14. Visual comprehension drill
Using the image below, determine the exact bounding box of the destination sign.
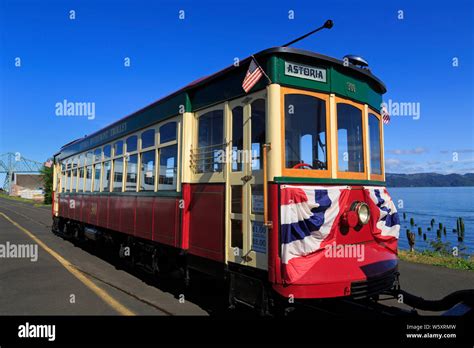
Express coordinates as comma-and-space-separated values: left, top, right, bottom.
284, 61, 327, 83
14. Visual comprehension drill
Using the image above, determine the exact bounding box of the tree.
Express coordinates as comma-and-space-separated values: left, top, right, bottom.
40, 162, 53, 204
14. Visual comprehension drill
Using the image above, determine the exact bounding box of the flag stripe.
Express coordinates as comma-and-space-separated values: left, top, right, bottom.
243, 71, 261, 87
280, 187, 308, 205
280, 185, 348, 264
242, 71, 262, 90
242, 58, 264, 92
381, 105, 390, 124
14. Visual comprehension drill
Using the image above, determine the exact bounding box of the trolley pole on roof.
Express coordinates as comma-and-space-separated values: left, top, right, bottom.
282, 19, 334, 47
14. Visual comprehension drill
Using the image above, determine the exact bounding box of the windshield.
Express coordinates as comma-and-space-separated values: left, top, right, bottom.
368, 113, 382, 175
337, 103, 364, 173
284, 94, 327, 170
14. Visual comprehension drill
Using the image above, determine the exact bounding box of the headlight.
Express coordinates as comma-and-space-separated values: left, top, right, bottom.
351, 201, 370, 225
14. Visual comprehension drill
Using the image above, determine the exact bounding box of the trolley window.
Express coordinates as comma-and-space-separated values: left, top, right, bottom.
71, 169, 77, 192
79, 154, 85, 167
284, 94, 327, 169
251, 99, 266, 171
114, 141, 124, 157
125, 154, 138, 191
78, 167, 84, 192
94, 148, 102, 162
112, 159, 123, 192
102, 161, 111, 192
86, 152, 93, 165
103, 145, 111, 159
231, 106, 244, 172
126, 136, 138, 153
159, 145, 177, 190
65, 171, 70, 192
160, 122, 177, 144
196, 110, 224, 173
141, 129, 155, 149
337, 103, 364, 173
368, 113, 382, 175
85, 165, 93, 191
93, 163, 101, 192
61, 171, 66, 192
140, 150, 155, 191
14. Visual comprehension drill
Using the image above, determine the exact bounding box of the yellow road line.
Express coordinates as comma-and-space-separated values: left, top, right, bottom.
0, 212, 135, 316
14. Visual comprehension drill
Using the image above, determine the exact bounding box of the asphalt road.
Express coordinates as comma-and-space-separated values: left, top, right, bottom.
0, 196, 473, 316
0, 197, 209, 316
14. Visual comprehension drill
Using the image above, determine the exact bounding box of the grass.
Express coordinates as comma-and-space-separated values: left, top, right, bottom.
0, 193, 50, 207
399, 250, 474, 271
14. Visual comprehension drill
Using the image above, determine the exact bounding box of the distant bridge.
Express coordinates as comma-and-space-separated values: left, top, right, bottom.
0, 152, 44, 193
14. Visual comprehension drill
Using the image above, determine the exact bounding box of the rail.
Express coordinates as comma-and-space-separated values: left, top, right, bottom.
190, 142, 228, 174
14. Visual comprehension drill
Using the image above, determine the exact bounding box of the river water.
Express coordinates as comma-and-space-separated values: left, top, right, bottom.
388, 187, 474, 256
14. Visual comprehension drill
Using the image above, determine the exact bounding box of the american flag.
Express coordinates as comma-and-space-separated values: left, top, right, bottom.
44, 160, 53, 168
242, 58, 264, 93
381, 104, 390, 124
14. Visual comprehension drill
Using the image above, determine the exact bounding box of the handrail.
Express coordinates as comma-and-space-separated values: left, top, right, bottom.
190, 142, 228, 174
262, 143, 272, 228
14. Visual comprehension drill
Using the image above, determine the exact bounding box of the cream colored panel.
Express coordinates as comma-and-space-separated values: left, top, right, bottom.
181, 112, 194, 183
266, 84, 282, 180
329, 94, 337, 178
363, 104, 371, 180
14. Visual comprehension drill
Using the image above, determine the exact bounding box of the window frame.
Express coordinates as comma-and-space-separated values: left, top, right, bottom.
140, 128, 156, 152
92, 147, 103, 192
139, 149, 156, 192
156, 119, 180, 191
192, 103, 226, 182
93, 162, 102, 192
102, 160, 112, 192
124, 153, 139, 192
85, 165, 93, 192
249, 98, 267, 172
60, 170, 66, 193
155, 118, 179, 147
57, 116, 182, 195
77, 166, 85, 192
124, 134, 139, 192
334, 97, 368, 180
112, 139, 125, 192
103, 144, 111, 160
367, 107, 384, 181
280, 87, 332, 178
73, 157, 80, 192
66, 159, 73, 192
230, 104, 245, 173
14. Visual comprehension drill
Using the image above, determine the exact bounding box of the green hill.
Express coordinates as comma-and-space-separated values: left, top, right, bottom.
386, 173, 474, 187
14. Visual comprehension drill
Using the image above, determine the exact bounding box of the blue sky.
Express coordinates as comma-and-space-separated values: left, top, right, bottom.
0, 0, 473, 174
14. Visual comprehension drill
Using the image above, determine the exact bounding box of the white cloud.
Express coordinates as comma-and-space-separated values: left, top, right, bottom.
387, 147, 427, 155
385, 157, 474, 174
